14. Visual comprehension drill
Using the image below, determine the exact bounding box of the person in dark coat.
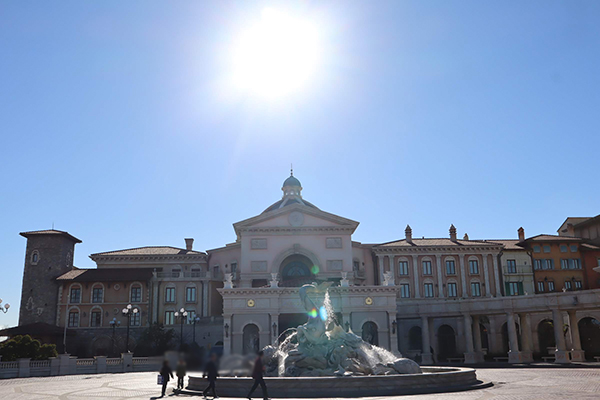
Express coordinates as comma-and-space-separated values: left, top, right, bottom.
247, 351, 268, 400
160, 360, 174, 397
203, 353, 219, 398
176, 359, 187, 390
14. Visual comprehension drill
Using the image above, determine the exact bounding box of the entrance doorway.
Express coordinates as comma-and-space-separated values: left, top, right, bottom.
437, 324, 457, 361
537, 319, 556, 356
280, 254, 316, 287
578, 317, 600, 360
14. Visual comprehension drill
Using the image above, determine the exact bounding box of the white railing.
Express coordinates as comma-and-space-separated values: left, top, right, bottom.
106, 358, 122, 366
30, 360, 50, 368
0, 362, 18, 369
76, 358, 96, 366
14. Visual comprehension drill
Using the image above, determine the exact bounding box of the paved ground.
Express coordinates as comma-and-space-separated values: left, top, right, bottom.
0, 367, 599, 400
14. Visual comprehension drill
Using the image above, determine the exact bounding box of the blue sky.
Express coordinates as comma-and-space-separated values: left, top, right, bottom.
1, 1, 599, 328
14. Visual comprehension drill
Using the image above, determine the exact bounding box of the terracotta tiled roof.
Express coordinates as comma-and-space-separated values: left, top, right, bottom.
581, 243, 600, 250
574, 214, 600, 228
376, 238, 499, 248
521, 234, 583, 243
487, 240, 526, 250
91, 246, 205, 257
57, 267, 154, 281
20, 229, 82, 243
0, 322, 75, 337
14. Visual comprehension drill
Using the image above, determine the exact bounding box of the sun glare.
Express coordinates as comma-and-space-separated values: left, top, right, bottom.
232, 8, 319, 98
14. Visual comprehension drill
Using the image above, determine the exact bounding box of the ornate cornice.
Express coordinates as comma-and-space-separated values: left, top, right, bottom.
373, 246, 503, 254
218, 285, 397, 296
238, 226, 355, 235
91, 254, 208, 263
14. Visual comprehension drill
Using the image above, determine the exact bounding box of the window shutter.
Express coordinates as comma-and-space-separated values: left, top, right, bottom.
517, 282, 524, 295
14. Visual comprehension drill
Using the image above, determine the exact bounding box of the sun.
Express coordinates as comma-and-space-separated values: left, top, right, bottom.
232, 8, 319, 98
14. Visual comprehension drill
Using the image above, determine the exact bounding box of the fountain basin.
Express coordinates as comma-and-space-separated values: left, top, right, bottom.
187, 367, 489, 397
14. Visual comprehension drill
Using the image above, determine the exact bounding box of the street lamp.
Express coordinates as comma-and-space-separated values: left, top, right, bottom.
109, 317, 121, 356
0, 299, 9, 314
174, 308, 188, 349
122, 304, 138, 353
192, 316, 201, 344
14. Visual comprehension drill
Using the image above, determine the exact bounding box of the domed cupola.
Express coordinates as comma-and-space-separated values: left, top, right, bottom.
282, 168, 302, 198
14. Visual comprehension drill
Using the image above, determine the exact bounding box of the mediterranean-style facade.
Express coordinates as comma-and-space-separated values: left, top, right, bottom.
6, 173, 600, 363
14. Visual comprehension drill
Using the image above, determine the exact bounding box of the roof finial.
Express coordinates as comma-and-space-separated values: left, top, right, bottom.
290, 163, 293, 176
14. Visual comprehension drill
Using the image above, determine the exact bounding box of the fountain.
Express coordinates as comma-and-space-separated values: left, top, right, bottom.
187, 283, 489, 396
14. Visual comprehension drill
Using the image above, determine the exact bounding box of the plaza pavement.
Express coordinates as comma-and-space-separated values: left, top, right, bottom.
0, 367, 599, 400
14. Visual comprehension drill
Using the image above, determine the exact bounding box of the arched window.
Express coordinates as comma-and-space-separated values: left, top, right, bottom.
31, 250, 39, 264
90, 307, 103, 327
68, 310, 80, 327
130, 284, 142, 302
91, 284, 104, 303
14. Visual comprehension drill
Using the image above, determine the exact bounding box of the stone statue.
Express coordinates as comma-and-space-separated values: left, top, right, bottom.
224, 273, 233, 289
340, 271, 350, 287
270, 272, 279, 288
383, 271, 394, 286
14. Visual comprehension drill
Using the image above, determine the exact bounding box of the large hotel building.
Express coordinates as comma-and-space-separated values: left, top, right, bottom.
4, 173, 600, 364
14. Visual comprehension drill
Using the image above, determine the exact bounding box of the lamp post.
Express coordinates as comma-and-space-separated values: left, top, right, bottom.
192, 316, 201, 344
109, 317, 121, 356
121, 304, 138, 353
0, 299, 9, 314
174, 308, 188, 349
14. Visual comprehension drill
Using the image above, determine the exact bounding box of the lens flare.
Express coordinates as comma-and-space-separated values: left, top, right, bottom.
319, 306, 328, 321
311, 265, 319, 275
308, 308, 318, 318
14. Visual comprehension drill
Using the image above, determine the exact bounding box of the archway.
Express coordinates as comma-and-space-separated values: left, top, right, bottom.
362, 321, 379, 346
242, 324, 260, 355
280, 254, 316, 287
501, 322, 521, 354
537, 319, 556, 356
578, 317, 600, 360
408, 326, 422, 351
437, 325, 456, 361
479, 323, 489, 352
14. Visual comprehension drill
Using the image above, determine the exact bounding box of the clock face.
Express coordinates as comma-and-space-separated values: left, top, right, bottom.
288, 211, 305, 227
247, 299, 255, 308
365, 297, 373, 305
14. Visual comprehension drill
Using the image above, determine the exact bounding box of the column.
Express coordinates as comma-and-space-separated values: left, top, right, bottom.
421, 316, 433, 364
412, 255, 420, 298
552, 309, 570, 363
463, 314, 478, 364
435, 255, 444, 298
482, 255, 491, 297
459, 254, 467, 297
223, 316, 232, 356
518, 313, 534, 363
202, 281, 209, 317
568, 310, 585, 361
507, 313, 523, 363
472, 316, 486, 363
492, 255, 502, 296
388, 255, 396, 284
17, 358, 30, 378
270, 313, 280, 346
378, 255, 384, 286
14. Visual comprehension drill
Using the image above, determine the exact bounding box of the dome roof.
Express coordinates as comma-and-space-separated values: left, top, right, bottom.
283, 175, 301, 187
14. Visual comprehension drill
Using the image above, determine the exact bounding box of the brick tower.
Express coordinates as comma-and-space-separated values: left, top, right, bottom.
18, 230, 82, 326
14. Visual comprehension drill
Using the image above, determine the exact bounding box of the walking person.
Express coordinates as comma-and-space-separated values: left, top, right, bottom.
203, 353, 219, 399
247, 351, 268, 400
159, 360, 174, 397
176, 359, 187, 391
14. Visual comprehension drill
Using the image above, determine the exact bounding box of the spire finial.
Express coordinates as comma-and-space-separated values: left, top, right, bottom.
290, 163, 293, 176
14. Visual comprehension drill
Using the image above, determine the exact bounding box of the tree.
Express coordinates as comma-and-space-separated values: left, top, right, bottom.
134, 323, 175, 356
0, 335, 58, 361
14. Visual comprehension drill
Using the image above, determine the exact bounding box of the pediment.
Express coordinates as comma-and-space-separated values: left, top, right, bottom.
233, 203, 359, 234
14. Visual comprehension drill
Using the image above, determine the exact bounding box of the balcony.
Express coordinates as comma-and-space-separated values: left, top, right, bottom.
502, 265, 533, 276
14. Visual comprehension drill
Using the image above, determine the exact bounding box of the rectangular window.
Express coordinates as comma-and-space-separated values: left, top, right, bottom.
423, 283, 434, 298
186, 287, 197, 303
191, 268, 202, 278
597, 258, 600, 268
446, 260, 456, 275
541, 259, 554, 270
570, 245, 578, 252
92, 287, 103, 303
575, 281, 582, 290
560, 245, 568, 253
131, 287, 142, 302
568, 259, 581, 269
533, 245, 541, 253
251, 238, 268, 249
507, 282, 520, 296
164, 311, 175, 325
165, 287, 176, 303
543, 245, 551, 253
537, 281, 545, 292
564, 281, 572, 291
187, 310, 197, 324
422, 261, 432, 275
131, 312, 141, 326
69, 287, 81, 303
400, 284, 410, 298
447, 282, 458, 297
548, 281, 555, 291
534, 259, 542, 270
561, 259, 568, 270
471, 282, 481, 297
398, 261, 409, 276
469, 260, 479, 274
68, 311, 79, 327
172, 269, 181, 278
507, 260, 517, 274
90, 311, 101, 327
353, 261, 360, 272
325, 237, 343, 249
231, 263, 238, 274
